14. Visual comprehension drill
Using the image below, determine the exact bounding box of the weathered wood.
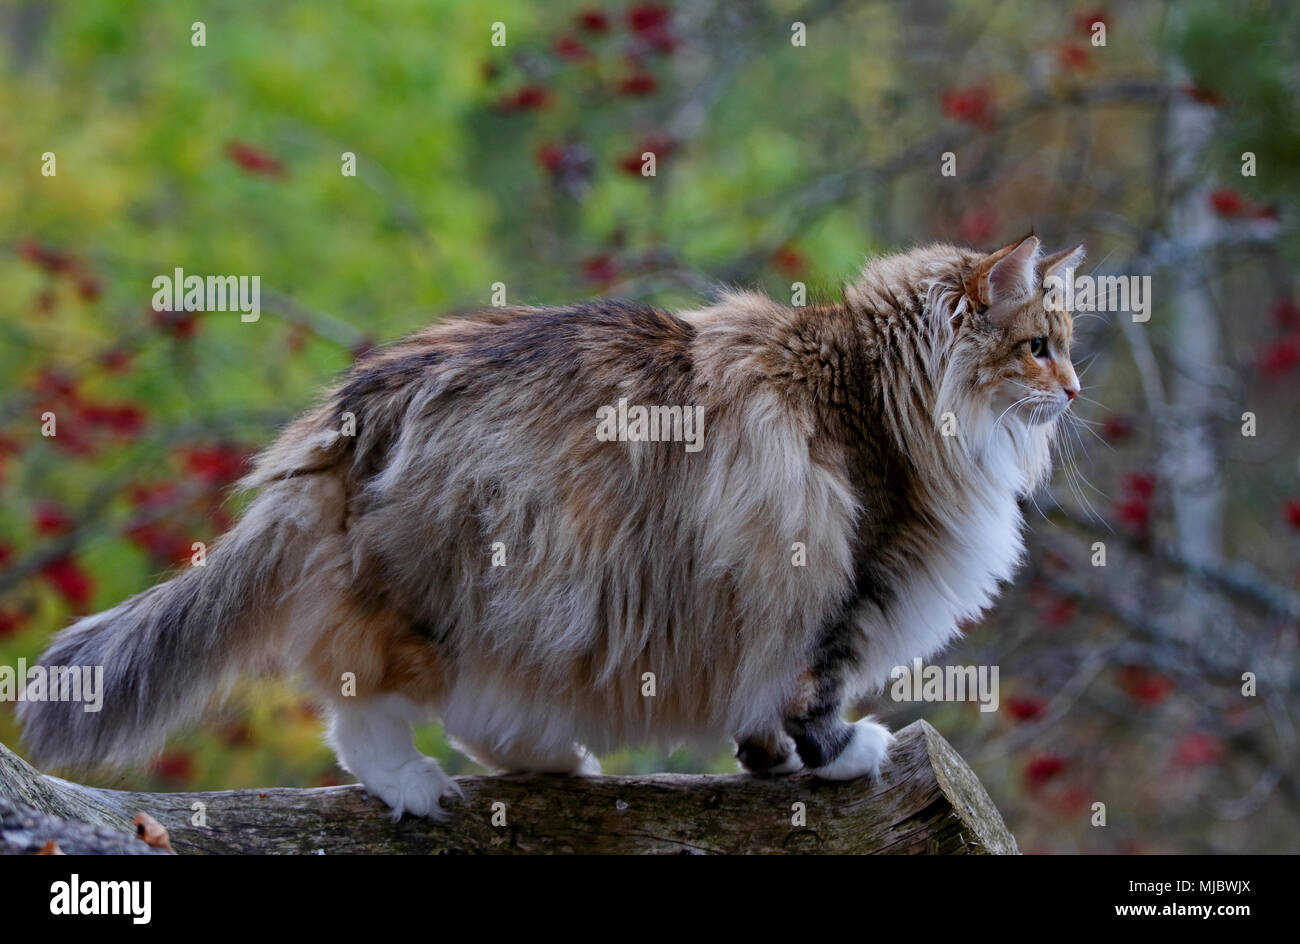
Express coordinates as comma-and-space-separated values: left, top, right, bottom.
0, 720, 1017, 854
0, 797, 169, 855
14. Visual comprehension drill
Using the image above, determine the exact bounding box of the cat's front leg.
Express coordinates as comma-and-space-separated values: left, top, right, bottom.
783, 670, 896, 781
793, 714, 895, 780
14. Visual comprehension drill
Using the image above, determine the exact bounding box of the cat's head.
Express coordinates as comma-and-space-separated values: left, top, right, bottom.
953, 235, 1083, 426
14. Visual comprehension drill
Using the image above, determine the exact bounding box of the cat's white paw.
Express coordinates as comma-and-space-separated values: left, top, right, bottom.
363, 755, 462, 821
811, 718, 895, 781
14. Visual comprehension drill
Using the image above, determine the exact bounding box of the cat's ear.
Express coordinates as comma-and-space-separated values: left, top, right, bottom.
1038, 243, 1086, 284
964, 235, 1040, 310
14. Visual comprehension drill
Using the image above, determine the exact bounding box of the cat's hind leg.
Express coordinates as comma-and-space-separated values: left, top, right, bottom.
735, 728, 804, 775
327, 693, 462, 819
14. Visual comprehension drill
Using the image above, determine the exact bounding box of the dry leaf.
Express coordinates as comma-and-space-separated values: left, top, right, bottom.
133, 812, 174, 853
38, 840, 65, 855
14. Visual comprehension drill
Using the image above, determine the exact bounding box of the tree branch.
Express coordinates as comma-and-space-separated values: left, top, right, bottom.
0, 720, 1017, 854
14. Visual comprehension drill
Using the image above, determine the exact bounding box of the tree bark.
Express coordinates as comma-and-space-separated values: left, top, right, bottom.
0, 719, 1017, 854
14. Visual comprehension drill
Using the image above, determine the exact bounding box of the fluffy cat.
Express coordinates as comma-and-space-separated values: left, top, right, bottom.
19, 235, 1083, 818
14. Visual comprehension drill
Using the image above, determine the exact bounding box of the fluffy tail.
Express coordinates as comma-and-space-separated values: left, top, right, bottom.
18, 459, 342, 770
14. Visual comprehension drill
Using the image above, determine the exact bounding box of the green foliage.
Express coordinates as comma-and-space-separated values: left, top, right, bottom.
1166, 1, 1300, 215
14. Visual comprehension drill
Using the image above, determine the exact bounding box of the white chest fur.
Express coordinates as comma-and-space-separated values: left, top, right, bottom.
849, 481, 1026, 696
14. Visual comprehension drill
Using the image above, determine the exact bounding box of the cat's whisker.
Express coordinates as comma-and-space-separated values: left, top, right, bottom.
1075, 394, 1107, 410
1074, 355, 1103, 381
1065, 439, 1096, 517
1052, 423, 1093, 520
1059, 414, 1110, 517
1067, 412, 1112, 449
1020, 402, 1055, 522
988, 394, 1036, 446
1068, 413, 1102, 427
1062, 452, 1090, 518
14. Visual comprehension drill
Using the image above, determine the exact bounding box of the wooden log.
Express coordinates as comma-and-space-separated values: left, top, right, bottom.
0, 719, 1017, 854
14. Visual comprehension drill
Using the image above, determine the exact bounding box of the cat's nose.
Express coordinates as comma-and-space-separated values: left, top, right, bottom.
1064, 386, 1079, 401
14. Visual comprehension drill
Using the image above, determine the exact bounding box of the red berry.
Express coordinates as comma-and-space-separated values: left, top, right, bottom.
0, 609, 26, 638
1024, 754, 1066, 787
498, 85, 551, 112
150, 751, 194, 783
616, 133, 676, 176
1259, 336, 1300, 377
1119, 666, 1175, 704
1123, 470, 1156, 499
34, 502, 74, 537
1209, 188, 1248, 217
1116, 497, 1150, 532
80, 402, 146, 438
1074, 9, 1108, 34
1181, 84, 1224, 107
1005, 696, 1046, 721
39, 555, 94, 609
618, 71, 658, 96
127, 481, 182, 509
18, 240, 76, 275
577, 9, 610, 33
958, 208, 997, 244
627, 3, 670, 33
535, 143, 567, 173
99, 348, 134, 373
642, 27, 679, 54
1057, 42, 1090, 71
225, 141, 287, 177
581, 255, 619, 286
1173, 732, 1222, 767
941, 86, 995, 129
1283, 499, 1300, 530
1043, 597, 1076, 628
771, 246, 806, 277
1101, 412, 1134, 442
152, 306, 201, 339
33, 368, 78, 400
180, 444, 249, 486
73, 272, 102, 301
553, 35, 591, 61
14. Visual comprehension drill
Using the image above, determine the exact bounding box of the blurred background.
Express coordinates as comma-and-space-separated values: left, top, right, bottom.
1, 0, 1297, 853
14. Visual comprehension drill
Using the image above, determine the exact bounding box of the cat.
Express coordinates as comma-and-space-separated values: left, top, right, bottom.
18, 234, 1083, 819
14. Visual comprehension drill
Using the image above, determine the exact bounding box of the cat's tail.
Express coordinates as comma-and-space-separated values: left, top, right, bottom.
18, 436, 347, 771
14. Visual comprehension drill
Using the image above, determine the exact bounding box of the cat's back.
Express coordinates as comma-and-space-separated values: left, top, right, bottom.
332, 301, 696, 426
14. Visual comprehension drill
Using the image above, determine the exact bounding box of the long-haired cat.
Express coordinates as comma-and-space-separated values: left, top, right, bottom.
19, 235, 1083, 818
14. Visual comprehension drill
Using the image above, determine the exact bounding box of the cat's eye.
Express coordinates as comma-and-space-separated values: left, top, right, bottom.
1028, 337, 1049, 358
